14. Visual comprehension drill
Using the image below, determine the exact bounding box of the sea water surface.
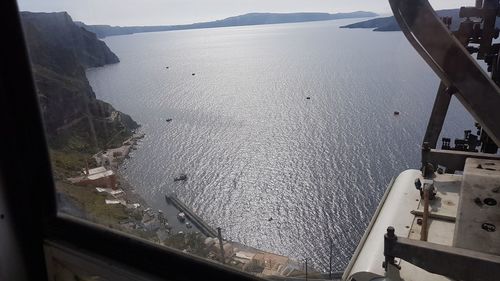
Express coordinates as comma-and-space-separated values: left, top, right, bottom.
86, 18, 472, 271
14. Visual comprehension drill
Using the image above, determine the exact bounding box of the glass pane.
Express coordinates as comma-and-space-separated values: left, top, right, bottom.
45, 243, 156, 281
17, 0, 485, 280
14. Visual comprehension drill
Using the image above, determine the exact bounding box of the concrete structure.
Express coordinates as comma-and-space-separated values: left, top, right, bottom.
68, 166, 117, 189
93, 133, 145, 169
165, 194, 218, 237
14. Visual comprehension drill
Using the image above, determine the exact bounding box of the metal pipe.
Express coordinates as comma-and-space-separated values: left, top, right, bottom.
305, 258, 308, 281
328, 238, 332, 279
410, 210, 456, 222
420, 188, 430, 241
217, 227, 225, 264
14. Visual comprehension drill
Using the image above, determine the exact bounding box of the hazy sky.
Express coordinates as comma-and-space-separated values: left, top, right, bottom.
17, 0, 474, 26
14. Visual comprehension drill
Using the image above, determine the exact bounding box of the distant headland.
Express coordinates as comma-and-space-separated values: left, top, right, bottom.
340, 9, 500, 32
74, 11, 378, 38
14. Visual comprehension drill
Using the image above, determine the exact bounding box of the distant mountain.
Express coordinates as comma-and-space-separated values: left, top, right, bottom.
341, 9, 461, 31
76, 11, 378, 38
20, 12, 138, 155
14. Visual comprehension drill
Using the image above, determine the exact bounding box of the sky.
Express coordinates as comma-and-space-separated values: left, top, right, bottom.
17, 0, 474, 26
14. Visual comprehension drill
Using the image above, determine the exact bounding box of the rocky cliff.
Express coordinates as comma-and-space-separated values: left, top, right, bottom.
20, 12, 138, 154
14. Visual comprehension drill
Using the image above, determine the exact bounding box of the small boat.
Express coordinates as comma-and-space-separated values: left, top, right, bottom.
394, 111, 400, 115
306, 97, 311, 100
192, 73, 196, 76
185, 222, 192, 228
166, 118, 173, 122
166, 66, 169, 69
177, 212, 186, 222
174, 173, 188, 182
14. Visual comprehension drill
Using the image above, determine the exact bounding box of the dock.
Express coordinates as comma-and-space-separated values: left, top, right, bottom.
165, 194, 218, 237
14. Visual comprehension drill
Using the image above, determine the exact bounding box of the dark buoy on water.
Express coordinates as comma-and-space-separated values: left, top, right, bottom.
174, 173, 188, 182
394, 111, 400, 116
166, 66, 169, 69
306, 97, 311, 100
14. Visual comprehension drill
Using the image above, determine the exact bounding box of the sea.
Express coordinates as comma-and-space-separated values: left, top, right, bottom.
86, 18, 472, 271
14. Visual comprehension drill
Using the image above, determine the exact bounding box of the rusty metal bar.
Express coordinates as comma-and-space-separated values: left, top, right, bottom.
410, 210, 456, 223
217, 227, 225, 264
420, 189, 429, 241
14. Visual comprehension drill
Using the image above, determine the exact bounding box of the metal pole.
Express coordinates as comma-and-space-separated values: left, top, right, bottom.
421, 188, 430, 241
329, 238, 333, 279
217, 227, 225, 264
305, 258, 308, 281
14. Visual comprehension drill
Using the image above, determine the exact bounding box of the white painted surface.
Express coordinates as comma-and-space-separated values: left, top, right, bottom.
345, 170, 464, 281
88, 170, 114, 180
346, 169, 421, 281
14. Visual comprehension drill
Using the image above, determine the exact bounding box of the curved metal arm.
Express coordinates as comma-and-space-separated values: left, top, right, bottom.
389, 0, 500, 146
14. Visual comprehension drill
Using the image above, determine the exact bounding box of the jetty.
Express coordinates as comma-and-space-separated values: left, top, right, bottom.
165, 194, 218, 237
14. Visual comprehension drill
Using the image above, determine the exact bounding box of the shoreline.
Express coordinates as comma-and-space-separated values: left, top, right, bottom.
82, 130, 324, 278
94, 131, 151, 211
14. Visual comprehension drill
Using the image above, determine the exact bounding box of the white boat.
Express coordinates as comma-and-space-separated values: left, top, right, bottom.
177, 212, 186, 222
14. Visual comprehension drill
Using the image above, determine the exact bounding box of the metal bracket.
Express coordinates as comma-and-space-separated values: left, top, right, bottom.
422, 148, 500, 172
383, 227, 500, 281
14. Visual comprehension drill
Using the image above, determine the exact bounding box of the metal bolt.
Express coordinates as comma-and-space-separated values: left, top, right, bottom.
482, 223, 496, 232
387, 226, 395, 238
422, 163, 435, 179
484, 198, 498, 206
383, 226, 399, 271
422, 142, 431, 152
414, 178, 422, 190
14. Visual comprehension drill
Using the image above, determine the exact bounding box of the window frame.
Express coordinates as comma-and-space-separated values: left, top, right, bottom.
0, 1, 267, 280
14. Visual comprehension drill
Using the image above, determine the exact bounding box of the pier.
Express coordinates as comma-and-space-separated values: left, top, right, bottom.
165, 194, 218, 237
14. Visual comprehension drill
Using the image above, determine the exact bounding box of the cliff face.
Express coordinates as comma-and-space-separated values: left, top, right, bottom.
20, 12, 138, 152
22, 12, 119, 68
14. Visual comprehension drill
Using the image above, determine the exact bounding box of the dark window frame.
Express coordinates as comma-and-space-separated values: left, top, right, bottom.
0, 1, 266, 280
